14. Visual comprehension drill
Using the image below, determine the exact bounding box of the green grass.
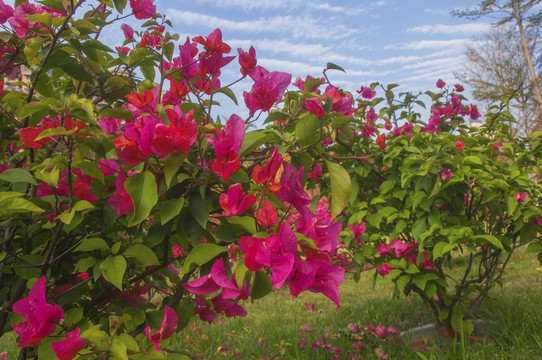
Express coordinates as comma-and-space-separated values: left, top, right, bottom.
168, 249, 542, 360
1, 250, 541, 359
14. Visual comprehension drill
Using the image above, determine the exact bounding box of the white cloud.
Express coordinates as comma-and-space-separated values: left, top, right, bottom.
192, 0, 301, 11
408, 23, 491, 35
387, 39, 469, 50
166, 10, 360, 40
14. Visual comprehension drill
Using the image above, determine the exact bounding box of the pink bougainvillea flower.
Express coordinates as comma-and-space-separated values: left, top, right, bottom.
288, 259, 345, 307
107, 168, 135, 217
240, 224, 298, 288
116, 46, 130, 55
252, 146, 283, 185
152, 107, 197, 156
366, 107, 378, 123
144, 306, 178, 351
194, 28, 231, 54
120, 23, 134, 40
277, 163, 312, 210
219, 183, 257, 218
323, 85, 354, 116
358, 86, 376, 99
376, 263, 393, 276
0, 0, 14, 24
12, 276, 64, 348
454, 84, 464, 92
436, 79, 446, 89
51, 328, 86, 360
296, 206, 341, 252
308, 163, 322, 182
129, 0, 156, 19
348, 222, 366, 244
377, 243, 392, 256
469, 104, 481, 120
420, 251, 435, 270
535, 216, 542, 226
305, 97, 325, 118
243, 66, 291, 116
182, 258, 241, 299
438, 168, 453, 182
456, 140, 465, 150
513, 192, 527, 203
238, 46, 257, 76
208, 114, 245, 182
256, 200, 278, 227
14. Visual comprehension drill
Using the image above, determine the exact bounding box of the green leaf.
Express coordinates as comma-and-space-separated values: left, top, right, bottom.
251, 271, 273, 300
59, 63, 94, 83
227, 216, 257, 234
123, 244, 159, 266
239, 131, 273, 158
217, 87, 238, 105
396, 275, 410, 293
160, 198, 184, 225
325, 160, 351, 219
19, 103, 50, 119
188, 191, 212, 229
181, 243, 228, 274
75, 238, 109, 252
112, 0, 127, 13
63, 308, 84, 326
507, 196, 518, 215
24, 37, 45, 63
526, 241, 542, 253
164, 153, 187, 189
117, 333, 139, 352
326, 62, 346, 73
295, 114, 320, 146
98, 107, 135, 121
58, 200, 94, 224
412, 218, 427, 242
0, 168, 37, 185
235, 261, 249, 289
0, 198, 43, 217
472, 235, 504, 250
100, 255, 127, 290
125, 171, 158, 226
111, 338, 129, 360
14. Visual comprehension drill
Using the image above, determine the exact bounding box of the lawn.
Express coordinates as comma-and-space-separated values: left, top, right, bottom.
168, 248, 542, 360
1, 249, 540, 359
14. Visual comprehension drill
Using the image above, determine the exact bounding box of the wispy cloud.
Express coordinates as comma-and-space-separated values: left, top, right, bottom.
408, 23, 491, 35
166, 10, 360, 40
192, 0, 301, 11
386, 39, 468, 50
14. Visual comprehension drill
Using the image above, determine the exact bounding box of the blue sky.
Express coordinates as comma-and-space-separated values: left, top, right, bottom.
152, 0, 490, 95
6, 0, 493, 119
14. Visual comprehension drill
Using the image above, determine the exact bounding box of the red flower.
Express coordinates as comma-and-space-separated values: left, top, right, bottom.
256, 201, 278, 227
305, 97, 325, 118
238, 46, 257, 76
377, 263, 393, 276
252, 147, 283, 185
455, 140, 464, 150
219, 183, 257, 218
193, 28, 231, 54
376, 133, 386, 150
436, 79, 446, 89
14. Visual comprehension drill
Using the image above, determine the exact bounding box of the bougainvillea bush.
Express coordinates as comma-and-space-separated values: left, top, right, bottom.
317, 81, 542, 334
0, 1, 353, 358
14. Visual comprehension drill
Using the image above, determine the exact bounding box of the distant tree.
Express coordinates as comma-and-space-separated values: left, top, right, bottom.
455, 26, 541, 136
452, 0, 542, 132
